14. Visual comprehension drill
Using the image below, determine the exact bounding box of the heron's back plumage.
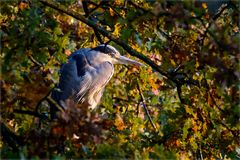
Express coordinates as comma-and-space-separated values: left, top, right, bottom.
51, 48, 114, 110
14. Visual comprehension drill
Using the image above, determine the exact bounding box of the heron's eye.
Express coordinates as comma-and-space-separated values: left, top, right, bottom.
109, 52, 116, 57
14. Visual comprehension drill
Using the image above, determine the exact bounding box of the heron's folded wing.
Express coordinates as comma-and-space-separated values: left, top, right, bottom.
88, 61, 114, 96
55, 52, 92, 104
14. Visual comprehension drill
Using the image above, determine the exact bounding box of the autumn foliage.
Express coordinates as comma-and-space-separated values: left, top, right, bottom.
1, 0, 239, 159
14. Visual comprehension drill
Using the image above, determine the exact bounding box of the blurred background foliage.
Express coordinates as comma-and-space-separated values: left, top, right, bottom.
0, 0, 239, 159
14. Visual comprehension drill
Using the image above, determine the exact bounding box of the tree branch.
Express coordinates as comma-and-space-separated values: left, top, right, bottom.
39, 0, 169, 79
87, 1, 105, 16
214, 119, 239, 139
28, 54, 43, 67
82, 0, 103, 43
199, 3, 232, 48
176, 84, 184, 104
39, 0, 201, 90
0, 122, 24, 151
13, 109, 44, 118
212, 3, 229, 21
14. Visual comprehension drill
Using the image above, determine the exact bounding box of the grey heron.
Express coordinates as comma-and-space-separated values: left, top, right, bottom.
50, 44, 143, 114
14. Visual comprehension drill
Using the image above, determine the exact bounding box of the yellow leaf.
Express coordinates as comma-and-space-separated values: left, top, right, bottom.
193, 74, 198, 80
114, 0, 122, 5
170, 59, 176, 65
202, 3, 207, 9
113, 23, 121, 37
185, 106, 194, 115
189, 137, 198, 150
203, 122, 207, 133
109, 8, 115, 16
195, 59, 200, 68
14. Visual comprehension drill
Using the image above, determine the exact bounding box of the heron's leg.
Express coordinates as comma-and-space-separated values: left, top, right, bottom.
93, 89, 104, 109
87, 96, 98, 110
87, 89, 104, 110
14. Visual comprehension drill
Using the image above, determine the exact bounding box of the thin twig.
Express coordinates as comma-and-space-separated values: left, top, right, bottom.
28, 54, 43, 67
0, 121, 23, 150
128, 0, 147, 14
176, 84, 184, 104
199, 144, 204, 160
137, 81, 157, 132
107, 5, 122, 17
13, 109, 45, 118
203, 77, 229, 114
212, 3, 229, 20
136, 101, 140, 116
214, 119, 239, 138
82, 0, 103, 43
35, 88, 53, 112
87, 1, 105, 16
200, 3, 230, 47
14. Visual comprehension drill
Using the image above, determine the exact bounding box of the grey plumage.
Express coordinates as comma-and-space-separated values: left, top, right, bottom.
51, 44, 143, 111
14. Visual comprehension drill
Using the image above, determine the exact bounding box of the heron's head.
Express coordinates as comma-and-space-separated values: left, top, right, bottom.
94, 44, 144, 66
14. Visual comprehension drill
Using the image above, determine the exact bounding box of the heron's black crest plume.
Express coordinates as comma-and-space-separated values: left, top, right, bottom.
92, 44, 118, 54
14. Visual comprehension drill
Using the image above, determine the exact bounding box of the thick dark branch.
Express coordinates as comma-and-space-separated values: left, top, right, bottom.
39, 1, 202, 107
39, 0, 169, 79
82, 0, 103, 43
82, 0, 89, 16
93, 29, 104, 44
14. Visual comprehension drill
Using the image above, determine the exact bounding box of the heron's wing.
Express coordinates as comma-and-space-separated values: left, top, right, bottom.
52, 49, 92, 105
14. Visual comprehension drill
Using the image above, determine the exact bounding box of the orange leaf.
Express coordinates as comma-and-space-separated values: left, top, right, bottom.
109, 8, 115, 16
19, 2, 28, 10
65, 49, 72, 56
114, 113, 125, 131
207, 93, 214, 107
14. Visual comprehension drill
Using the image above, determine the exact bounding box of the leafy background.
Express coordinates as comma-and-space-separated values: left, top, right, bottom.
0, 0, 239, 159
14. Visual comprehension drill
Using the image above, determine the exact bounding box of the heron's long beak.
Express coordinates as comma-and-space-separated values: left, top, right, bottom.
118, 56, 144, 66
